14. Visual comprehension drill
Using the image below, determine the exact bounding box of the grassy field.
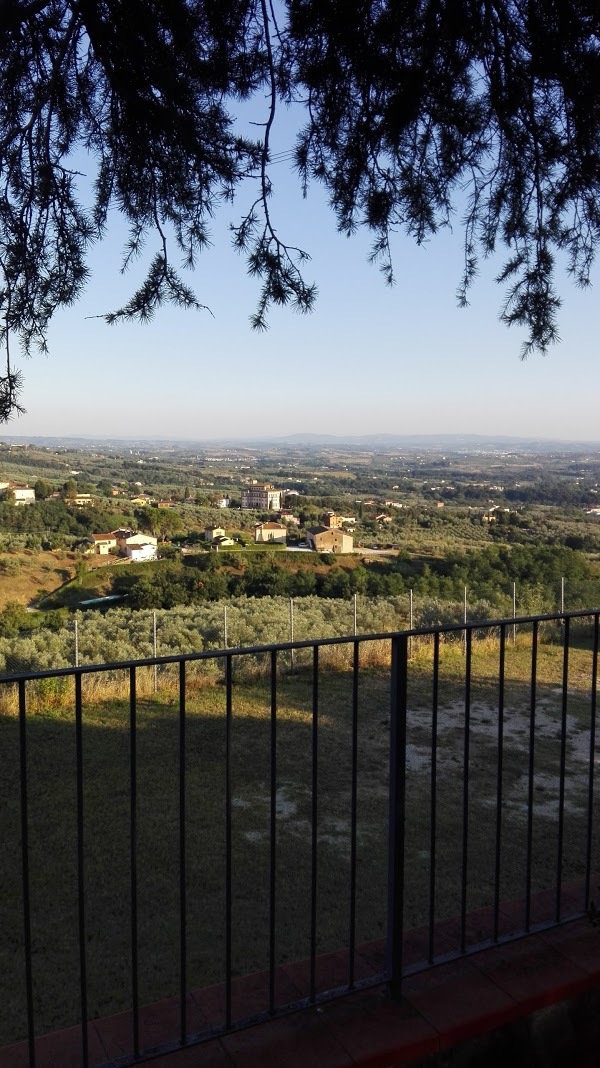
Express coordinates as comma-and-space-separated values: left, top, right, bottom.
0, 634, 598, 1047
0, 550, 80, 611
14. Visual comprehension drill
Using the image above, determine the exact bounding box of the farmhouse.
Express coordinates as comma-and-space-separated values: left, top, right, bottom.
126, 542, 158, 562
90, 534, 117, 555
130, 493, 155, 506
12, 485, 36, 505
123, 533, 158, 550
204, 526, 225, 542
254, 522, 287, 544
0, 482, 36, 504
306, 526, 353, 553
323, 511, 343, 528
109, 530, 158, 556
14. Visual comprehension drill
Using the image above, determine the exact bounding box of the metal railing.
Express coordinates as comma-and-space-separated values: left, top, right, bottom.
1, 608, 598, 1066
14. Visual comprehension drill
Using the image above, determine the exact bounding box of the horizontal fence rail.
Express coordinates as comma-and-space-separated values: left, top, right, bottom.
0, 608, 598, 1067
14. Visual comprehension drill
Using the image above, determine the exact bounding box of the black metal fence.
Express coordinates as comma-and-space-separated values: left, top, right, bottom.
1, 608, 598, 1066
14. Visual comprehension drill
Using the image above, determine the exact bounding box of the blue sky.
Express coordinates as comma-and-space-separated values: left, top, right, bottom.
7, 98, 600, 442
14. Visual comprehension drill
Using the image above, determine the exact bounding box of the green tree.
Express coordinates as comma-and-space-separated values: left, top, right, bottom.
74, 556, 88, 584
140, 507, 184, 539
33, 478, 52, 500
2, 3, 600, 418
0, 601, 30, 638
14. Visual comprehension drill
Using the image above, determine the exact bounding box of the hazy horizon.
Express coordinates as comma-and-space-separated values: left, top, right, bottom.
3, 430, 600, 449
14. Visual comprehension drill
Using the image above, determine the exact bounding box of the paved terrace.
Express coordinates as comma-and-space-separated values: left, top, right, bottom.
3, 881, 600, 1068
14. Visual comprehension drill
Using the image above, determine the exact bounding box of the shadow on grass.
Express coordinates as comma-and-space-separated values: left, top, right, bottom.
0, 652, 597, 1049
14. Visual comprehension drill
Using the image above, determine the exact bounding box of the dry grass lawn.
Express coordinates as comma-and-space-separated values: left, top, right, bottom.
0, 634, 597, 1048
0, 550, 78, 610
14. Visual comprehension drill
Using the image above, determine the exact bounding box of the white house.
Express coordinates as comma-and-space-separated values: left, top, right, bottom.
11, 486, 36, 505
126, 542, 158, 562
124, 533, 158, 549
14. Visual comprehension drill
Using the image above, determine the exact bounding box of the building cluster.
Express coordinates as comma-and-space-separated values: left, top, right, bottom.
87, 529, 158, 562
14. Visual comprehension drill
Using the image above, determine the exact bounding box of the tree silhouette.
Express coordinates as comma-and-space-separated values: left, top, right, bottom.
1, 1, 599, 418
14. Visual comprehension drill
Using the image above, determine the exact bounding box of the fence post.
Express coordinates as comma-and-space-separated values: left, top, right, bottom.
223, 606, 228, 649
387, 634, 408, 1000
409, 589, 413, 660
74, 618, 79, 668
463, 586, 467, 656
353, 592, 357, 637
289, 597, 294, 673
512, 582, 516, 646
153, 611, 158, 693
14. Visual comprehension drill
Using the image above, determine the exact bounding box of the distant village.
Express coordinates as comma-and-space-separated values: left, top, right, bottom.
2, 463, 599, 571
0, 478, 359, 556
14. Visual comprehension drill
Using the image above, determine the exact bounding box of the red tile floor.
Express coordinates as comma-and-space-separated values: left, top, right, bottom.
3, 882, 600, 1068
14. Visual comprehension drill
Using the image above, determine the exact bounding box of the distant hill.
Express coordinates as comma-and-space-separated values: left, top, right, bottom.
3, 432, 600, 452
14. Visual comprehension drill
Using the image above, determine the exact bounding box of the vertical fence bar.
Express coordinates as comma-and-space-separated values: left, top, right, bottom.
428, 631, 440, 964
269, 649, 277, 1014
18, 678, 35, 1068
225, 654, 233, 1027
348, 641, 359, 988
460, 629, 472, 954
223, 606, 228, 650
525, 621, 538, 931
129, 665, 139, 1058
75, 673, 89, 1067
463, 587, 467, 656
408, 590, 414, 659
556, 617, 570, 923
585, 614, 599, 911
310, 645, 319, 1002
289, 598, 294, 673
493, 625, 505, 942
353, 593, 358, 637
512, 583, 516, 646
74, 618, 79, 668
153, 612, 158, 693
387, 634, 408, 1000
179, 661, 187, 1045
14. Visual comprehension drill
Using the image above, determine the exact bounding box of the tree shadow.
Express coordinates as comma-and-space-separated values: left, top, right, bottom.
0, 661, 597, 1052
